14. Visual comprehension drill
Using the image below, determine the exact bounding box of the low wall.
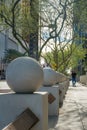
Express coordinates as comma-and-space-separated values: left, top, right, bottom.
80, 75, 87, 85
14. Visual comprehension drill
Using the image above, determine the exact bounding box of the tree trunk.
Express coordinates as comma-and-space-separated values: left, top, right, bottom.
29, 0, 39, 60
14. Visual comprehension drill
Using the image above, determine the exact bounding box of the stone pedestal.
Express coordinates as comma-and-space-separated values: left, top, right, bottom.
64, 80, 70, 92
59, 82, 67, 98
58, 83, 64, 106
56, 80, 69, 107
0, 92, 48, 130
38, 85, 59, 116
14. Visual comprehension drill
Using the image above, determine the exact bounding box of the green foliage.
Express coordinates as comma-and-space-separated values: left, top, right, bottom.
3, 49, 25, 63
43, 43, 86, 73
68, 44, 86, 68
0, 0, 39, 54
0, 0, 86, 63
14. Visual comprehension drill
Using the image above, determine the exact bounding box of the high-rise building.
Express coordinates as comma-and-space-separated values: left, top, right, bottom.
73, 0, 87, 74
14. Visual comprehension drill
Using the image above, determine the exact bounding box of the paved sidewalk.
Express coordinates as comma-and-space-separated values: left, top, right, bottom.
48, 82, 87, 130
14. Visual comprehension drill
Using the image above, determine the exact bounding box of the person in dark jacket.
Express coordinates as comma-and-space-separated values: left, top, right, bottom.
71, 70, 77, 86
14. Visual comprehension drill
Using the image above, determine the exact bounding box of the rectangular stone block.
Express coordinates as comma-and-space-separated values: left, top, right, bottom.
58, 83, 65, 106
0, 92, 48, 130
38, 85, 59, 116
59, 82, 67, 98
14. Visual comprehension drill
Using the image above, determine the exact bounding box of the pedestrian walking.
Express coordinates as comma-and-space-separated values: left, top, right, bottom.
71, 70, 77, 87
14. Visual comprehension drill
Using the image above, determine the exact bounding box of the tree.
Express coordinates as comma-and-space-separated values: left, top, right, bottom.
39, 0, 77, 70
0, 0, 77, 59
0, 0, 86, 64
43, 43, 86, 73
3, 49, 25, 63
38, 0, 87, 73
69, 44, 86, 68
0, 0, 39, 58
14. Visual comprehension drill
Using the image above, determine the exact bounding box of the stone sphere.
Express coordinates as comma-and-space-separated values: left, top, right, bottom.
56, 72, 67, 83
43, 67, 57, 86
6, 57, 43, 93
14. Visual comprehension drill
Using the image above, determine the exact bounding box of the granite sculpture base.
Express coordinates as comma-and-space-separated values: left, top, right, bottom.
0, 92, 48, 130
38, 85, 59, 116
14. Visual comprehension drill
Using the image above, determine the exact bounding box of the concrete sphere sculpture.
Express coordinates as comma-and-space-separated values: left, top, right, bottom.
6, 57, 43, 93
43, 67, 57, 86
56, 72, 67, 83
